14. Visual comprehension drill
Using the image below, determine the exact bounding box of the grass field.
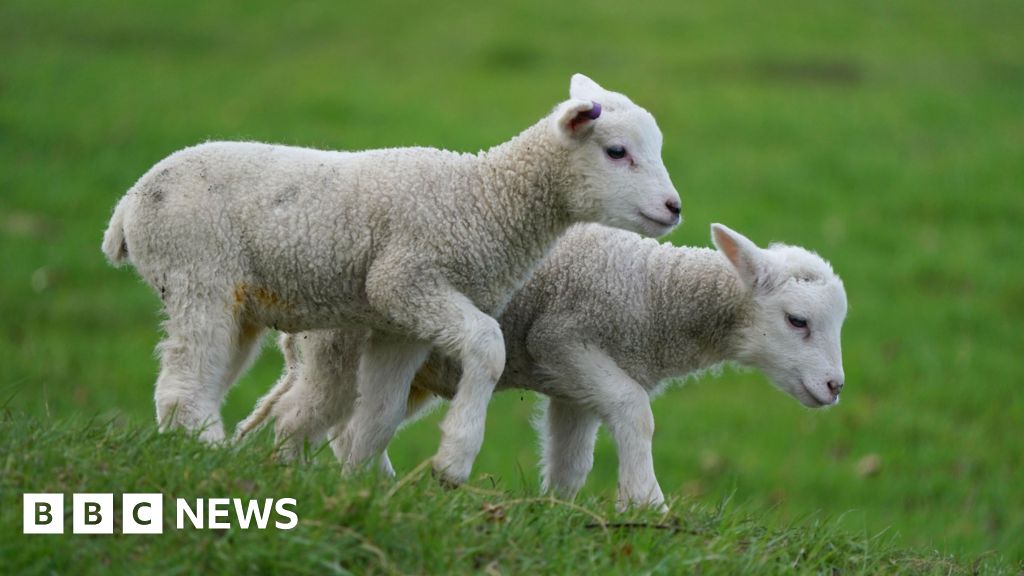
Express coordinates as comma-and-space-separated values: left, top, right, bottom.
2, 0, 1022, 572
1, 417, 998, 575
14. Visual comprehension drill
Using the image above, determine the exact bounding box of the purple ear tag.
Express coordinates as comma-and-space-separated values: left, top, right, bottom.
570, 101, 602, 131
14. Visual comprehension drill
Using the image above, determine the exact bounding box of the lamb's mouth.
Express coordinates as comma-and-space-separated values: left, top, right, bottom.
800, 380, 832, 407
639, 211, 678, 229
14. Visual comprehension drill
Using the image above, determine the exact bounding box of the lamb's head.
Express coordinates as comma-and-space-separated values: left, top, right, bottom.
552, 73, 681, 238
712, 223, 848, 408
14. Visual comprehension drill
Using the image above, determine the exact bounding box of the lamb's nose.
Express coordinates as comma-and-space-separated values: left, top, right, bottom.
827, 379, 844, 396
665, 199, 681, 216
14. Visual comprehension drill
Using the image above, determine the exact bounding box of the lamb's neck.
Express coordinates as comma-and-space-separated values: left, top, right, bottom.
476, 121, 578, 260
649, 247, 754, 376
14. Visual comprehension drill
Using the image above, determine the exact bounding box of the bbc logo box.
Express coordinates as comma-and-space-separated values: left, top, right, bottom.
24, 493, 163, 535
23, 494, 64, 534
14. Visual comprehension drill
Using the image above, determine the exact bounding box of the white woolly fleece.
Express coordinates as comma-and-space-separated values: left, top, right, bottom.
242, 223, 848, 510
104, 74, 680, 486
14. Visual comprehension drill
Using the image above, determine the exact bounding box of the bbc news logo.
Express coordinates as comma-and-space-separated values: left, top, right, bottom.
23, 493, 298, 534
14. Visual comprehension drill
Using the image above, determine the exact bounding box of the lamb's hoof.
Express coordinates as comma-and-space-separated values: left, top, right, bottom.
159, 411, 225, 446
431, 464, 467, 489
189, 421, 226, 445
615, 493, 667, 513
272, 442, 303, 464
378, 457, 396, 478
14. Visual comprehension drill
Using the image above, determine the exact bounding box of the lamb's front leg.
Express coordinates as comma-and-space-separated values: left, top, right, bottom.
567, 348, 664, 511
346, 259, 503, 485
605, 395, 664, 511
426, 296, 505, 486
540, 399, 600, 499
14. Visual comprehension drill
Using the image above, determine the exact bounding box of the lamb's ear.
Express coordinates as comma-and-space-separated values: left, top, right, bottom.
569, 73, 604, 100
555, 98, 601, 139
711, 223, 764, 289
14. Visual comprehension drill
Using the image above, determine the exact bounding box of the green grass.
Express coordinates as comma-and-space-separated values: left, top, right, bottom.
2, 0, 1023, 571
1, 416, 1003, 575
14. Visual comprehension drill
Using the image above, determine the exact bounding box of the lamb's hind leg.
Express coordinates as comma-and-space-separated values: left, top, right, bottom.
272, 330, 366, 462
330, 377, 439, 477
335, 333, 431, 471
154, 302, 245, 443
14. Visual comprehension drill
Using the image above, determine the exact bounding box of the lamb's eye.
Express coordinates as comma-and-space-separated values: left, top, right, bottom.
786, 314, 808, 329
605, 145, 627, 160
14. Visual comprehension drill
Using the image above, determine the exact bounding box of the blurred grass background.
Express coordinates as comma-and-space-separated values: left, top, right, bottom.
1, 0, 1021, 563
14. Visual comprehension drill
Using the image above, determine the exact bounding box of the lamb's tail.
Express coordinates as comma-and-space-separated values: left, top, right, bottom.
101, 195, 132, 267
234, 333, 299, 442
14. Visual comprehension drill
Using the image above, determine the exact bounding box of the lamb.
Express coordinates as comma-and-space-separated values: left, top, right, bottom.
237, 223, 848, 509
102, 74, 681, 486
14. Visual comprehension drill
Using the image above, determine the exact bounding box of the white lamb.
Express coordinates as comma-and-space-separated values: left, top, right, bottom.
238, 223, 847, 509
102, 74, 681, 485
